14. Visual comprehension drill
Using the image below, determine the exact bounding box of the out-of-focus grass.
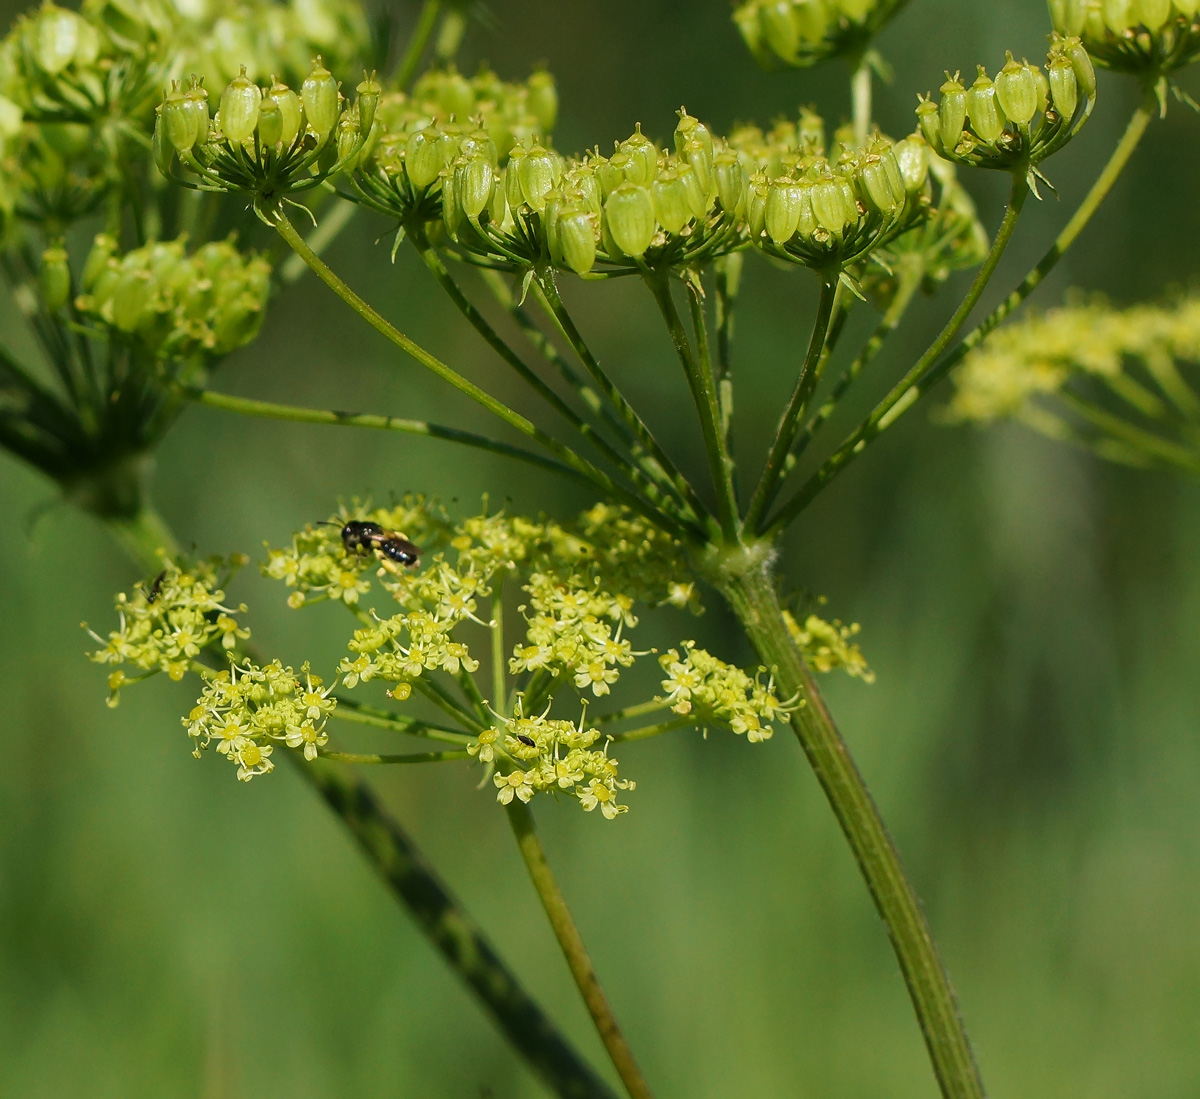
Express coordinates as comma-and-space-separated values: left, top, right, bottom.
4, 1, 1200, 1095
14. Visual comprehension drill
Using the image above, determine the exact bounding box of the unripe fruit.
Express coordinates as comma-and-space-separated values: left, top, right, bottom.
301, 58, 339, 140
220, 67, 261, 144
604, 183, 656, 257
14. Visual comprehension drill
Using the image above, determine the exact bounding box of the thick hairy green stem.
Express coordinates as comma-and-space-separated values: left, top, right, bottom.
506, 801, 654, 1099
767, 176, 1030, 534
709, 543, 985, 1099
103, 508, 620, 1099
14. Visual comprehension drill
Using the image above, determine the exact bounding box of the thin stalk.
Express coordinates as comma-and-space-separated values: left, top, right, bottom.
395, 0, 443, 90
331, 697, 475, 746
713, 546, 984, 1099
413, 675, 488, 733
505, 801, 655, 1099
492, 592, 507, 715
607, 716, 695, 743
413, 239, 685, 519
713, 253, 742, 459
279, 199, 357, 285
104, 509, 620, 1099
592, 699, 670, 725
744, 275, 839, 532
1058, 389, 1200, 473
319, 749, 472, 764
789, 259, 925, 467
767, 175, 1030, 535
645, 272, 737, 540
535, 269, 710, 529
273, 213, 690, 538
186, 386, 583, 483
850, 51, 873, 148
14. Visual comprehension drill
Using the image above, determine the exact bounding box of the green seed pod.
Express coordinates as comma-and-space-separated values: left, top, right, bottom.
966, 67, 1006, 144
151, 110, 172, 176
162, 84, 198, 153
619, 124, 658, 186
504, 146, 527, 208
82, 234, 116, 290
184, 78, 211, 146
441, 166, 461, 237
527, 70, 558, 132
995, 53, 1039, 126
674, 109, 713, 164
301, 58, 340, 140
34, 6, 83, 76
839, 0, 874, 18
1046, 54, 1078, 120
1049, 0, 1087, 34
681, 136, 713, 195
651, 169, 691, 234
1136, 0, 1171, 28
938, 72, 967, 153
457, 128, 498, 166
759, 1, 800, 61
859, 155, 900, 213
438, 70, 474, 120
714, 151, 746, 213
1064, 36, 1096, 99
557, 207, 597, 274
1175, 0, 1200, 17
811, 175, 854, 234
604, 182, 656, 257
746, 175, 768, 238
264, 79, 301, 148
892, 135, 929, 193
112, 269, 151, 332
406, 128, 449, 189
598, 153, 633, 196
516, 145, 562, 213
797, 107, 825, 156
487, 173, 507, 226
793, 0, 831, 40
72, 17, 99, 68
257, 95, 283, 147
356, 72, 381, 136
765, 178, 803, 244
40, 246, 70, 311
335, 112, 360, 165
678, 162, 709, 220
220, 67, 261, 144
567, 166, 603, 215
916, 97, 940, 151
455, 153, 495, 218
1103, 0, 1135, 32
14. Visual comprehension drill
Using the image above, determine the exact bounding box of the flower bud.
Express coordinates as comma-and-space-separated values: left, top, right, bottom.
406, 128, 449, 189
257, 95, 283, 147
714, 151, 746, 213
526, 70, 557, 132
765, 177, 803, 244
619, 124, 658, 187
1046, 54, 1078, 120
938, 72, 967, 153
995, 53, 1039, 126
966, 67, 1006, 144
516, 145, 562, 212
40, 246, 70, 311
301, 58, 339, 140
916, 96, 940, 150
455, 153, 495, 218
264, 79, 301, 148
892, 135, 929, 193
604, 182, 656, 257
356, 72, 381, 135
220, 67, 261, 144
557, 207, 597, 274
652, 169, 692, 234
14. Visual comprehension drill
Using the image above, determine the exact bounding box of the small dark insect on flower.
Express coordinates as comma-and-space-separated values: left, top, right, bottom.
515, 734, 536, 747
320, 520, 422, 571
145, 569, 168, 603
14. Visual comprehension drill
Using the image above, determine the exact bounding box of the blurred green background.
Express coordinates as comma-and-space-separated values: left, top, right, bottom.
4, 1, 1200, 1095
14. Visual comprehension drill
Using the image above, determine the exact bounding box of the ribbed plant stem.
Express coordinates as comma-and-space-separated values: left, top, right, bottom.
709, 542, 985, 1099
506, 801, 654, 1099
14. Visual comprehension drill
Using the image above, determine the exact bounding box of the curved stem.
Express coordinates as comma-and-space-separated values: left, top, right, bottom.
644, 272, 737, 540
395, 0, 443, 90
713, 547, 984, 1099
607, 716, 695, 743
319, 749, 471, 764
272, 213, 690, 539
505, 801, 655, 1099
330, 697, 475, 746
744, 275, 839, 533
767, 175, 1030, 535
185, 386, 584, 483
103, 509, 620, 1099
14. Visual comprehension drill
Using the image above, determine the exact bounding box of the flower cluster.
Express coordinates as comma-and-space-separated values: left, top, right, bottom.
784, 609, 873, 681
916, 38, 1095, 181
469, 700, 634, 818
1050, 0, 1200, 76
85, 557, 249, 702
916, 37, 1099, 184
733, 0, 910, 69
73, 233, 270, 367
659, 641, 796, 743
947, 292, 1200, 456
185, 659, 335, 780
320, 65, 556, 226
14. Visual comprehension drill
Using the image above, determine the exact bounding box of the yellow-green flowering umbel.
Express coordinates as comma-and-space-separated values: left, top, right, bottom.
92, 500, 874, 813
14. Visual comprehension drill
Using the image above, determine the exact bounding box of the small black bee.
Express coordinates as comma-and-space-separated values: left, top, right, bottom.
145, 569, 168, 604
320, 519, 421, 571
